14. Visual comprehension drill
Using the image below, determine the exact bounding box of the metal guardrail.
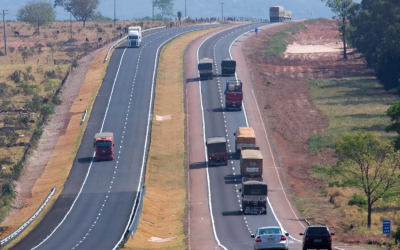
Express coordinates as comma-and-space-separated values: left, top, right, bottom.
0, 187, 57, 247
103, 26, 166, 63
80, 109, 88, 125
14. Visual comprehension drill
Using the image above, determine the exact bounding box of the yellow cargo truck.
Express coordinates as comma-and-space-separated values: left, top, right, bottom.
240, 148, 263, 178
234, 127, 256, 158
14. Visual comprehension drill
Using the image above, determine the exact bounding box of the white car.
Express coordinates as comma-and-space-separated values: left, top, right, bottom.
251, 226, 290, 250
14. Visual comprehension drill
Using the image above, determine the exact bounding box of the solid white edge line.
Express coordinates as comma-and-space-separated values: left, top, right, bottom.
228, 26, 304, 243
31, 48, 128, 250
112, 24, 222, 250
197, 24, 251, 250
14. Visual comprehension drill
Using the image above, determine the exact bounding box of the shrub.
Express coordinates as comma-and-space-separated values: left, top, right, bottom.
0, 83, 9, 97
24, 94, 42, 112
97, 27, 105, 33
0, 157, 13, 165
11, 162, 23, 179
26, 66, 32, 73
393, 226, 400, 244
45, 70, 57, 79
81, 42, 93, 52
1, 181, 14, 196
8, 47, 15, 53
67, 38, 77, 43
40, 102, 55, 118
8, 70, 21, 83
22, 71, 35, 82
52, 95, 62, 105
348, 194, 367, 209
31, 128, 43, 147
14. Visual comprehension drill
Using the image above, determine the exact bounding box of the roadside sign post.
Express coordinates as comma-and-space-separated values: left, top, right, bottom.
255, 28, 258, 38
383, 220, 391, 250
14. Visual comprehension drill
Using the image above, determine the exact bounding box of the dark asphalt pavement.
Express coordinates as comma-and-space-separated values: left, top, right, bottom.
11, 24, 221, 250
198, 23, 301, 250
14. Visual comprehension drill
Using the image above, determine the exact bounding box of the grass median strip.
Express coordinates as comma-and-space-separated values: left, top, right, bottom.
124, 26, 225, 250
1, 46, 114, 249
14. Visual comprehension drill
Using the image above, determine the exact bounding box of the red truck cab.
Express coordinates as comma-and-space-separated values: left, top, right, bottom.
224, 80, 243, 111
93, 132, 114, 161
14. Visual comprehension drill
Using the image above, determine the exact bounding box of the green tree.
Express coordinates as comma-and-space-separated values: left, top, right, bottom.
54, 0, 100, 27
347, 0, 400, 91
92, 11, 112, 21
333, 131, 400, 228
17, 1, 56, 34
177, 11, 182, 23
153, 0, 174, 19
386, 101, 400, 149
321, 0, 355, 59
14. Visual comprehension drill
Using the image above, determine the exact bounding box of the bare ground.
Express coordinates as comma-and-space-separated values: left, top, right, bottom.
1, 49, 101, 227
244, 19, 379, 245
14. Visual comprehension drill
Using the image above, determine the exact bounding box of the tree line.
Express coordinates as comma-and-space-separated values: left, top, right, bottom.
17, 0, 175, 32
320, 0, 400, 230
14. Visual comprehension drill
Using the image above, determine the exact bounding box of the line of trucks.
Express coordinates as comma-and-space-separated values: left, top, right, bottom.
198, 57, 267, 215
206, 127, 267, 215
270, 6, 292, 22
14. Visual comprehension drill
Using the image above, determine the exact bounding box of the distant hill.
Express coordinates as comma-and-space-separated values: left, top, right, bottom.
2, 0, 362, 21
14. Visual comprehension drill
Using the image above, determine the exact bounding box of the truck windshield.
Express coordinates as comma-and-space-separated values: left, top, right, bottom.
207, 142, 227, 153
222, 61, 236, 67
129, 35, 138, 39
198, 63, 212, 70
96, 140, 112, 148
243, 183, 268, 195
226, 82, 242, 92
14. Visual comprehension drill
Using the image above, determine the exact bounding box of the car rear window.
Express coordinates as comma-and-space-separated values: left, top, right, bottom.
307, 227, 329, 235
258, 228, 282, 235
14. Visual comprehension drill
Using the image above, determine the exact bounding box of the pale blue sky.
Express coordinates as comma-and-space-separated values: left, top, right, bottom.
1, 0, 362, 21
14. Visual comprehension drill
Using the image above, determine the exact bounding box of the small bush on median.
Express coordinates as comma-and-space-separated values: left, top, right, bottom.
348, 194, 367, 209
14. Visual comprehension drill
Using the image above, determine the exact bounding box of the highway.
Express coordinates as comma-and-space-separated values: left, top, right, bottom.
11, 24, 220, 250
197, 22, 303, 250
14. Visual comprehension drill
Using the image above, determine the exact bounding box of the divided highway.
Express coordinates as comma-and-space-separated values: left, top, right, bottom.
197, 23, 303, 249
11, 24, 220, 250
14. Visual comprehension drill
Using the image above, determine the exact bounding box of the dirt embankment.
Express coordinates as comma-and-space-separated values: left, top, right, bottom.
244, 19, 377, 244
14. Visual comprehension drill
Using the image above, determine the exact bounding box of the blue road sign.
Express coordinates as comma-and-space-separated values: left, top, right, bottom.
383, 220, 391, 234
255, 28, 258, 33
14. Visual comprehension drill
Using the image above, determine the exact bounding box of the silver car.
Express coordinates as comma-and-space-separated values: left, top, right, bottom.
251, 226, 290, 250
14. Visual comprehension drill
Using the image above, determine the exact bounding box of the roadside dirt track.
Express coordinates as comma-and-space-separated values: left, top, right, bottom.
185, 25, 241, 250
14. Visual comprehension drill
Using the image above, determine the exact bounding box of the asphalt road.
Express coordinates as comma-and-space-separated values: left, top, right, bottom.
198, 23, 302, 250
11, 24, 221, 250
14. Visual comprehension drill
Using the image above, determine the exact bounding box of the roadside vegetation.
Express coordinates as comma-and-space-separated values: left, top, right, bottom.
264, 23, 306, 56
245, 10, 400, 247
124, 26, 224, 250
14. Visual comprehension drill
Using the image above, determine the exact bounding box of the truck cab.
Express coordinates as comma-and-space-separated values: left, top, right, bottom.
198, 58, 213, 80
93, 132, 114, 161
224, 80, 243, 111
221, 58, 236, 76
241, 177, 268, 215
206, 136, 228, 166
127, 26, 142, 47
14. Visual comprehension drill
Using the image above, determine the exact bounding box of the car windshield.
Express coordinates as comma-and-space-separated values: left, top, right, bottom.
307, 227, 329, 235
258, 228, 282, 235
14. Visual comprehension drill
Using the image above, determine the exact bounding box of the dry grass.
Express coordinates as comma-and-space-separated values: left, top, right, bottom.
0, 21, 165, 64
0, 43, 112, 249
123, 26, 225, 250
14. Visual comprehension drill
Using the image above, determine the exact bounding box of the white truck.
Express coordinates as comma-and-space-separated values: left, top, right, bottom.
127, 26, 142, 47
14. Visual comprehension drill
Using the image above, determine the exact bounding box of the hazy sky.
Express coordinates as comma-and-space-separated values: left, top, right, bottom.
2, 0, 362, 21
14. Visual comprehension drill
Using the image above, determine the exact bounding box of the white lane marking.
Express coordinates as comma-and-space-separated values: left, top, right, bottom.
112, 25, 221, 250
31, 47, 129, 250
196, 25, 249, 250
229, 25, 305, 243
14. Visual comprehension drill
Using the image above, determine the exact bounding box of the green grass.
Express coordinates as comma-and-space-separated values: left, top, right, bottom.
307, 77, 398, 152
264, 23, 307, 56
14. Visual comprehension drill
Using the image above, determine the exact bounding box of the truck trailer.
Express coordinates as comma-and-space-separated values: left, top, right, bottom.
224, 80, 243, 111
198, 58, 213, 80
206, 136, 228, 166
240, 148, 263, 178
270, 6, 285, 22
127, 26, 142, 47
284, 11, 292, 20
241, 177, 268, 215
234, 127, 256, 158
93, 132, 114, 161
221, 58, 236, 76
